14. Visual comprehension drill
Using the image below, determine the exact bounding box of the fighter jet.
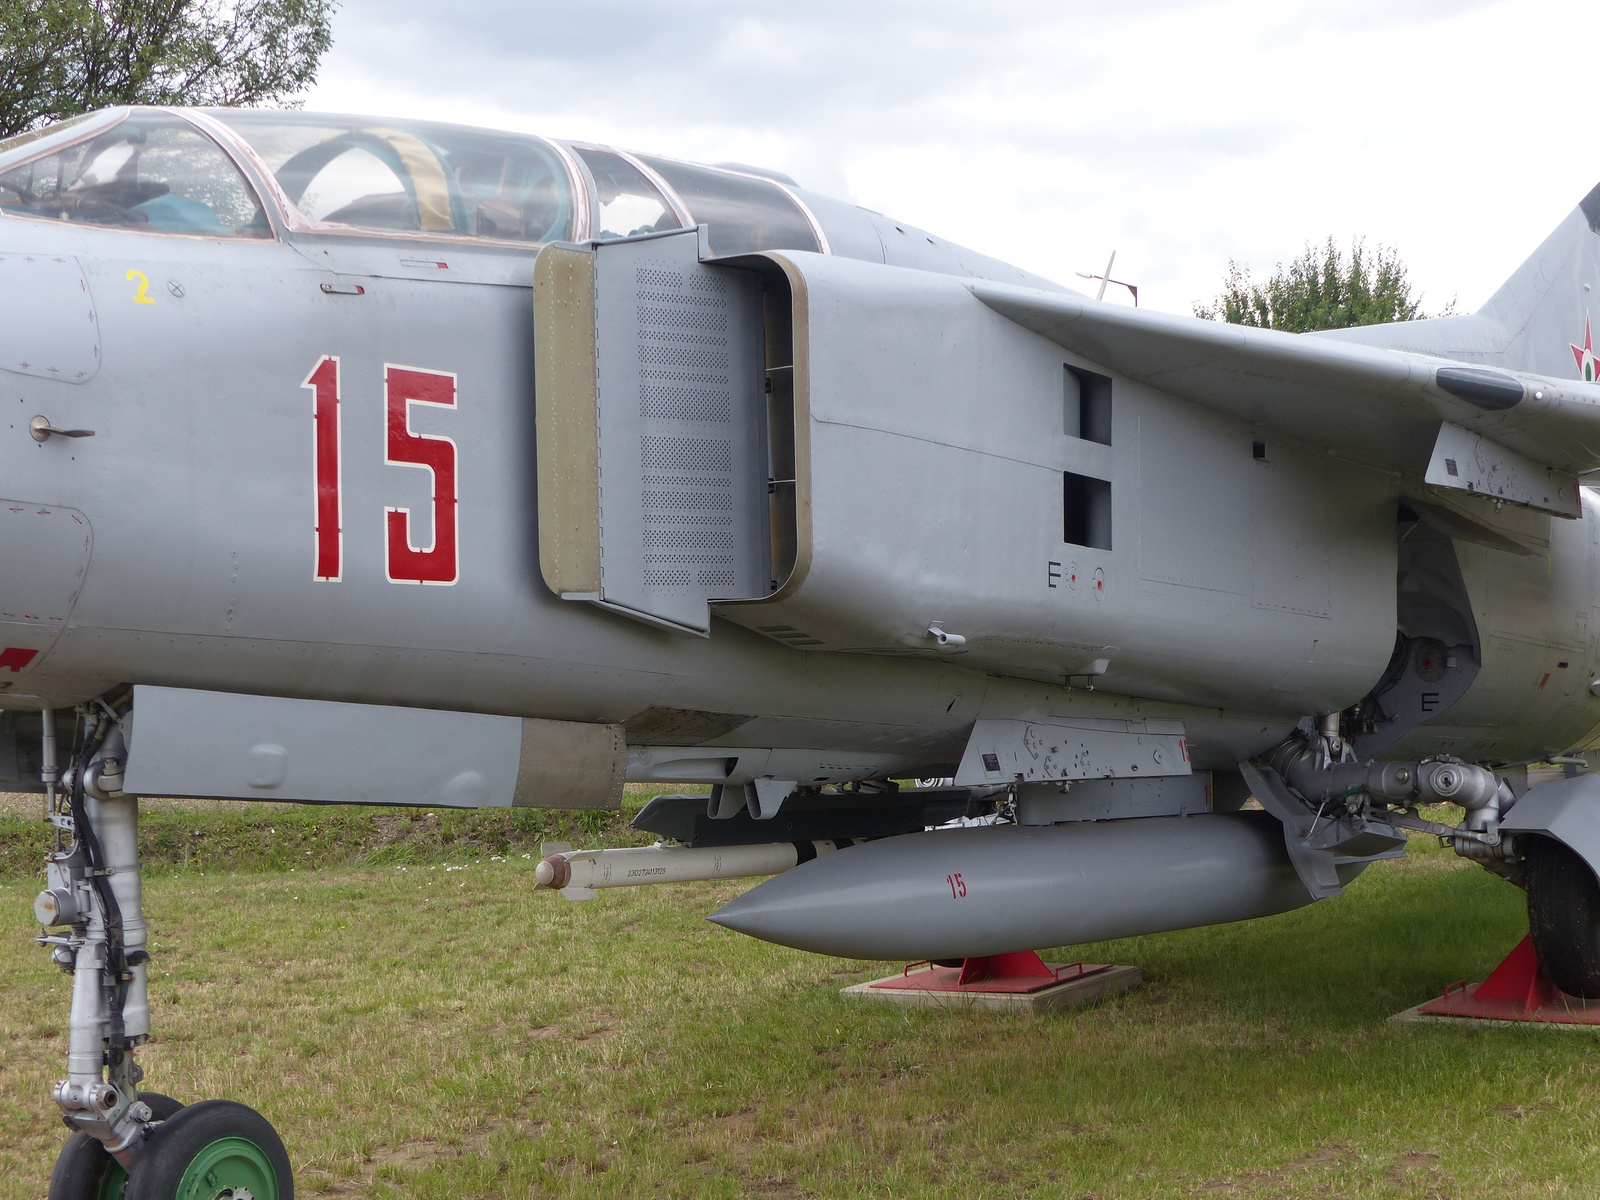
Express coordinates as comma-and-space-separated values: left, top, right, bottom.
5, 104, 1600, 1197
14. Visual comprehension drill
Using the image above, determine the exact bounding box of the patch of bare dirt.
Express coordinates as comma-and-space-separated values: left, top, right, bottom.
746, 1176, 804, 1198
1386, 1150, 1441, 1183
309, 1180, 365, 1198
370, 1139, 457, 1168
1199, 1144, 1355, 1194
574, 1015, 620, 1042
1284, 1145, 1353, 1169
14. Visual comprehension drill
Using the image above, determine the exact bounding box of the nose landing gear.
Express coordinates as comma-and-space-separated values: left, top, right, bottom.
48, 1092, 184, 1200
35, 705, 293, 1200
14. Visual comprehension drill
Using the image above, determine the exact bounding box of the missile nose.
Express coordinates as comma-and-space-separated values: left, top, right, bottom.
533, 856, 568, 889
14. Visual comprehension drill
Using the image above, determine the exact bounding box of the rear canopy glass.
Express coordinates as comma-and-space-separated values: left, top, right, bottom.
574, 147, 681, 241
635, 156, 819, 257
0, 111, 269, 237
215, 111, 577, 244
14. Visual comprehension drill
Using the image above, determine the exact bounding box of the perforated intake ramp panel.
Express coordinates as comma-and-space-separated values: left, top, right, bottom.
535, 229, 769, 635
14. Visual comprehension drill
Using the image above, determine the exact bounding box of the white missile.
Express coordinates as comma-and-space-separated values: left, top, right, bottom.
534, 839, 841, 900
707, 812, 1341, 960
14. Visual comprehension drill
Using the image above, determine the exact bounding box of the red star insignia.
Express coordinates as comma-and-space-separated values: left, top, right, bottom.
1573, 313, 1599, 383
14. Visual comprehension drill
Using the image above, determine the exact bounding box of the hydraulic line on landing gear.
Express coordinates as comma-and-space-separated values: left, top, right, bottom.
34, 705, 155, 1168
1261, 717, 1523, 884
34, 701, 295, 1198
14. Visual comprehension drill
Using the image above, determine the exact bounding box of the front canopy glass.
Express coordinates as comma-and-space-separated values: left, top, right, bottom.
0, 111, 269, 237
215, 111, 579, 244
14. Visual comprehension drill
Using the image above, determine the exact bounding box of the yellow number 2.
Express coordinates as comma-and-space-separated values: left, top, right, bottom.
125, 268, 154, 305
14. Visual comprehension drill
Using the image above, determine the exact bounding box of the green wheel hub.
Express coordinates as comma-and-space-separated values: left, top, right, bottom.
94, 1163, 128, 1200
172, 1137, 279, 1200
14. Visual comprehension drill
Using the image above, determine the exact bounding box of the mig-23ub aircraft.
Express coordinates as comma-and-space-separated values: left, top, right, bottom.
8, 103, 1600, 1196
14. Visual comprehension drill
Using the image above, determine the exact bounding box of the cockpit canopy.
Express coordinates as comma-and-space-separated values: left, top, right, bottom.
0, 107, 825, 257
214, 110, 579, 243
0, 111, 270, 238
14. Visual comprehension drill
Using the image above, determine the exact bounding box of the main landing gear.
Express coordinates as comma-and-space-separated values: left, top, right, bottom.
1526, 838, 1600, 997
1260, 719, 1600, 1004
34, 705, 293, 1200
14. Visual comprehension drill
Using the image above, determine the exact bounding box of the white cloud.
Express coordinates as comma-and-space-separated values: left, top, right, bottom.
304, 0, 1596, 314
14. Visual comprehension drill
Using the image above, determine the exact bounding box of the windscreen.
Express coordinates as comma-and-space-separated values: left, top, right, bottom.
215, 111, 577, 244
0, 111, 269, 237
0, 113, 96, 160
635, 156, 820, 257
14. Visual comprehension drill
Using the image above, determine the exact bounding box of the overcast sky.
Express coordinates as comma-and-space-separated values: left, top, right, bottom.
305, 0, 1594, 315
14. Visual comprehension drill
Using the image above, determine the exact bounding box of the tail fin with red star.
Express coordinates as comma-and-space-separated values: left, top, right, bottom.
1315, 183, 1600, 386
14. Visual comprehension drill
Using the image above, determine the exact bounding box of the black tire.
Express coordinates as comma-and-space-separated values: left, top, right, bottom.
48, 1093, 184, 1200
124, 1099, 291, 1200
1526, 837, 1600, 997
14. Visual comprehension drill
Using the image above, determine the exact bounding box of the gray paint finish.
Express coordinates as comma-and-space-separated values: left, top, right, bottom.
0, 501, 91, 677
1500, 773, 1600, 876
591, 229, 769, 633
952, 717, 1190, 786
709, 813, 1317, 960
716, 251, 1397, 717
0, 107, 1598, 790
0, 252, 99, 383
124, 685, 525, 806
122, 686, 628, 808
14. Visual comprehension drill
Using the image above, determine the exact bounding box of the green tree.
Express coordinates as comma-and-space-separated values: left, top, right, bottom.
1194, 237, 1447, 332
0, 0, 335, 139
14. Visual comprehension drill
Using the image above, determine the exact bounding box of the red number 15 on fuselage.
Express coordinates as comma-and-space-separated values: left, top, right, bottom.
384, 365, 458, 586
305, 358, 459, 587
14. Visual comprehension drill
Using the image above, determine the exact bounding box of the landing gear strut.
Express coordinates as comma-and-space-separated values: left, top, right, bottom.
35, 705, 292, 1199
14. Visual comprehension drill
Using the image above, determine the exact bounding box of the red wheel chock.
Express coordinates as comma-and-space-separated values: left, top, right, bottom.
868, 950, 1112, 996
1412, 935, 1600, 1025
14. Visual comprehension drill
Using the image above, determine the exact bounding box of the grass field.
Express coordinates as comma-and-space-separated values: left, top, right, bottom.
3, 799, 1600, 1198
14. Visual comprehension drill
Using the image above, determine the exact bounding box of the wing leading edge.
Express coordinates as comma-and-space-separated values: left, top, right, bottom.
971, 281, 1600, 515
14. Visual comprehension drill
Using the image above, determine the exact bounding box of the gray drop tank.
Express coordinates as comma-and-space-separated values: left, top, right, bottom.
709, 811, 1355, 960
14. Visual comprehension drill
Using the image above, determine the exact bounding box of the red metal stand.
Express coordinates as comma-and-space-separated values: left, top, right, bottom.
1414, 935, 1600, 1025
868, 950, 1111, 996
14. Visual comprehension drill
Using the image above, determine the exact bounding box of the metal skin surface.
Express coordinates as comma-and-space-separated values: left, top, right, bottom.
1500, 774, 1600, 871
0, 107, 1597, 777
708, 812, 1323, 960
14, 105, 1600, 1177
0, 112, 1595, 806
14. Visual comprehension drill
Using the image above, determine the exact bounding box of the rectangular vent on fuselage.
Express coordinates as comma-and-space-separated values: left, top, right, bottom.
1064, 471, 1112, 551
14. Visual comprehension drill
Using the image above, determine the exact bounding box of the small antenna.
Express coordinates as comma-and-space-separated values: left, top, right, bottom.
1076, 251, 1140, 306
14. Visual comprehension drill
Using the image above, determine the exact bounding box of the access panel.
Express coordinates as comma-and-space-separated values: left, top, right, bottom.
0, 502, 92, 693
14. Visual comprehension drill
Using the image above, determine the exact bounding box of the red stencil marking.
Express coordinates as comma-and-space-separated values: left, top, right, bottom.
303, 355, 343, 582
0, 647, 40, 673
384, 364, 459, 586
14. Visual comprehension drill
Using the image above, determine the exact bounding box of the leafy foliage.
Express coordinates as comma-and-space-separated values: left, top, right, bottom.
1194, 238, 1448, 332
0, 0, 335, 139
